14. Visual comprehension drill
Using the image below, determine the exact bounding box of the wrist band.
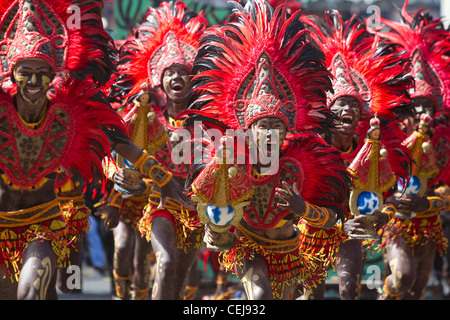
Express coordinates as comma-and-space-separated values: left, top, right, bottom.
382, 204, 396, 221
103, 157, 119, 182
132, 150, 172, 187
303, 202, 329, 228
108, 191, 123, 208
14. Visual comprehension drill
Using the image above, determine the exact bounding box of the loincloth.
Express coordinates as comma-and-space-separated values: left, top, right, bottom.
0, 199, 69, 282
59, 195, 91, 248
138, 190, 203, 252
221, 225, 327, 299
380, 213, 448, 257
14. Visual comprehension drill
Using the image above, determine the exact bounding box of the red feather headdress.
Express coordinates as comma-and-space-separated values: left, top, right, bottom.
188, 0, 333, 132
266, 0, 301, 11
301, 10, 414, 120
0, 0, 115, 85
116, 1, 207, 97
371, 0, 450, 115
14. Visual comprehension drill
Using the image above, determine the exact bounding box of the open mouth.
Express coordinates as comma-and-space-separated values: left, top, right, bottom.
24, 86, 44, 101
26, 87, 42, 95
171, 82, 185, 94
340, 113, 354, 126
259, 138, 279, 157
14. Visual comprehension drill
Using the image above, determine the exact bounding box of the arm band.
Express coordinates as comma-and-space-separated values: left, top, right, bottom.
132, 150, 172, 187
303, 203, 330, 228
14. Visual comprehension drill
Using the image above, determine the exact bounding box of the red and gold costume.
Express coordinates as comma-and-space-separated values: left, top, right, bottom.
112, 1, 207, 252
298, 11, 413, 267
373, 1, 449, 258
184, 1, 350, 298
0, 0, 124, 280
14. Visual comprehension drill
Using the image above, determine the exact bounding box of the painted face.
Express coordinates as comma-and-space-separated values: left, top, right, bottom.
413, 97, 435, 125
13, 59, 53, 106
330, 96, 362, 135
161, 64, 190, 103
250, 117, 287, 158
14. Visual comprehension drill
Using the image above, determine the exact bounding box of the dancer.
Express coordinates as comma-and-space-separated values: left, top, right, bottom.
102, 91, 155, 301
185, 0, 350, 300
112, 1, 208, 300
0, 0, 194, 300
373, 0, 450, 299
300, 10, 414, 299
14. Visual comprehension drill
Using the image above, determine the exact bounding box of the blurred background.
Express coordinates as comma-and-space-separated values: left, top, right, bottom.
103, 0, 448, 40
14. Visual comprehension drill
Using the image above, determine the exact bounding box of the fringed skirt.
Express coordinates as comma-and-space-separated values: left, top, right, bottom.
119, 194, 149, 233
380, 213, 448, 257
59, 195, 91, 250
297, 221, 347, 269
138, 190, 204, 252
0, 199, 69, 282
221, 225, 327, 299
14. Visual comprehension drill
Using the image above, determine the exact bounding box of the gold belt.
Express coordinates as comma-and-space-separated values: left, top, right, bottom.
0, 199, 61, 227
236, 225, 300, 253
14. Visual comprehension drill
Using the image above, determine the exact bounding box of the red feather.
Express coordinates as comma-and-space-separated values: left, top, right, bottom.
302, 11, 414, 120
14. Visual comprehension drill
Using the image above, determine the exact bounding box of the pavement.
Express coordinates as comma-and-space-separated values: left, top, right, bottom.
57, 263, 450, 300
58, 264, 115, 300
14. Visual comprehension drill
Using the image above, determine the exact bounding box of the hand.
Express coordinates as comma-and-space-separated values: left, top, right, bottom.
203, 224, 235, 252
158, 178, 196, 211
113, 168, 140, 191
343, 215, 373, 237
411, 195, 429, 213
275, 182, 306, 217
97, 205, 120, 230
372, 210, 389, 231
388, 193, 428, 215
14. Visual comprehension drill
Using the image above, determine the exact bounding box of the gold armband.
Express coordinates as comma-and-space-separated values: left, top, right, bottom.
303, 203, 330, 228
108, 190, 123, 209
132, 150, 172, 187
382, 204, 396, 221
415, 196, 450, 218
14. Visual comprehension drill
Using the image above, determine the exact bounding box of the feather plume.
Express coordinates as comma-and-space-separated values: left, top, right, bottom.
302, 10, 414, 120
188, 0, 333, 133
282, 132, 350, 221
370, 0, 450, 114
0, 0, 116, 85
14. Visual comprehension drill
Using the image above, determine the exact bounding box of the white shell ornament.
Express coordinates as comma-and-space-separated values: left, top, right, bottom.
356, 191, 380, 215
206, 204, 235, 226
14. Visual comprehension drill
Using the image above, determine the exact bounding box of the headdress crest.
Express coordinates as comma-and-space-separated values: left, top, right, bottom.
371, 0, 450, 114
116, 1, 207, 97
188, 0, 333, 132
302, 10, 414, 119
0, 0, 116, 84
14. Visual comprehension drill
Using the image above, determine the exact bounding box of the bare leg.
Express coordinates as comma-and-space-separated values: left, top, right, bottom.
151, 216, 200, 299
112, 221, 134, 299
18, 240, 57, 300
235, 254, 273, 300
383, 235, 416, 298
404, 241, 436, 300
337, 239, 363, 300
131, 229, 153, 299
57, 238, 83, 294
183, 258, 200, 300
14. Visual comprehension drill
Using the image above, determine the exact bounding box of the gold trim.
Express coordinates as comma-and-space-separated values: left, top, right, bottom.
0, 199, 61, 227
